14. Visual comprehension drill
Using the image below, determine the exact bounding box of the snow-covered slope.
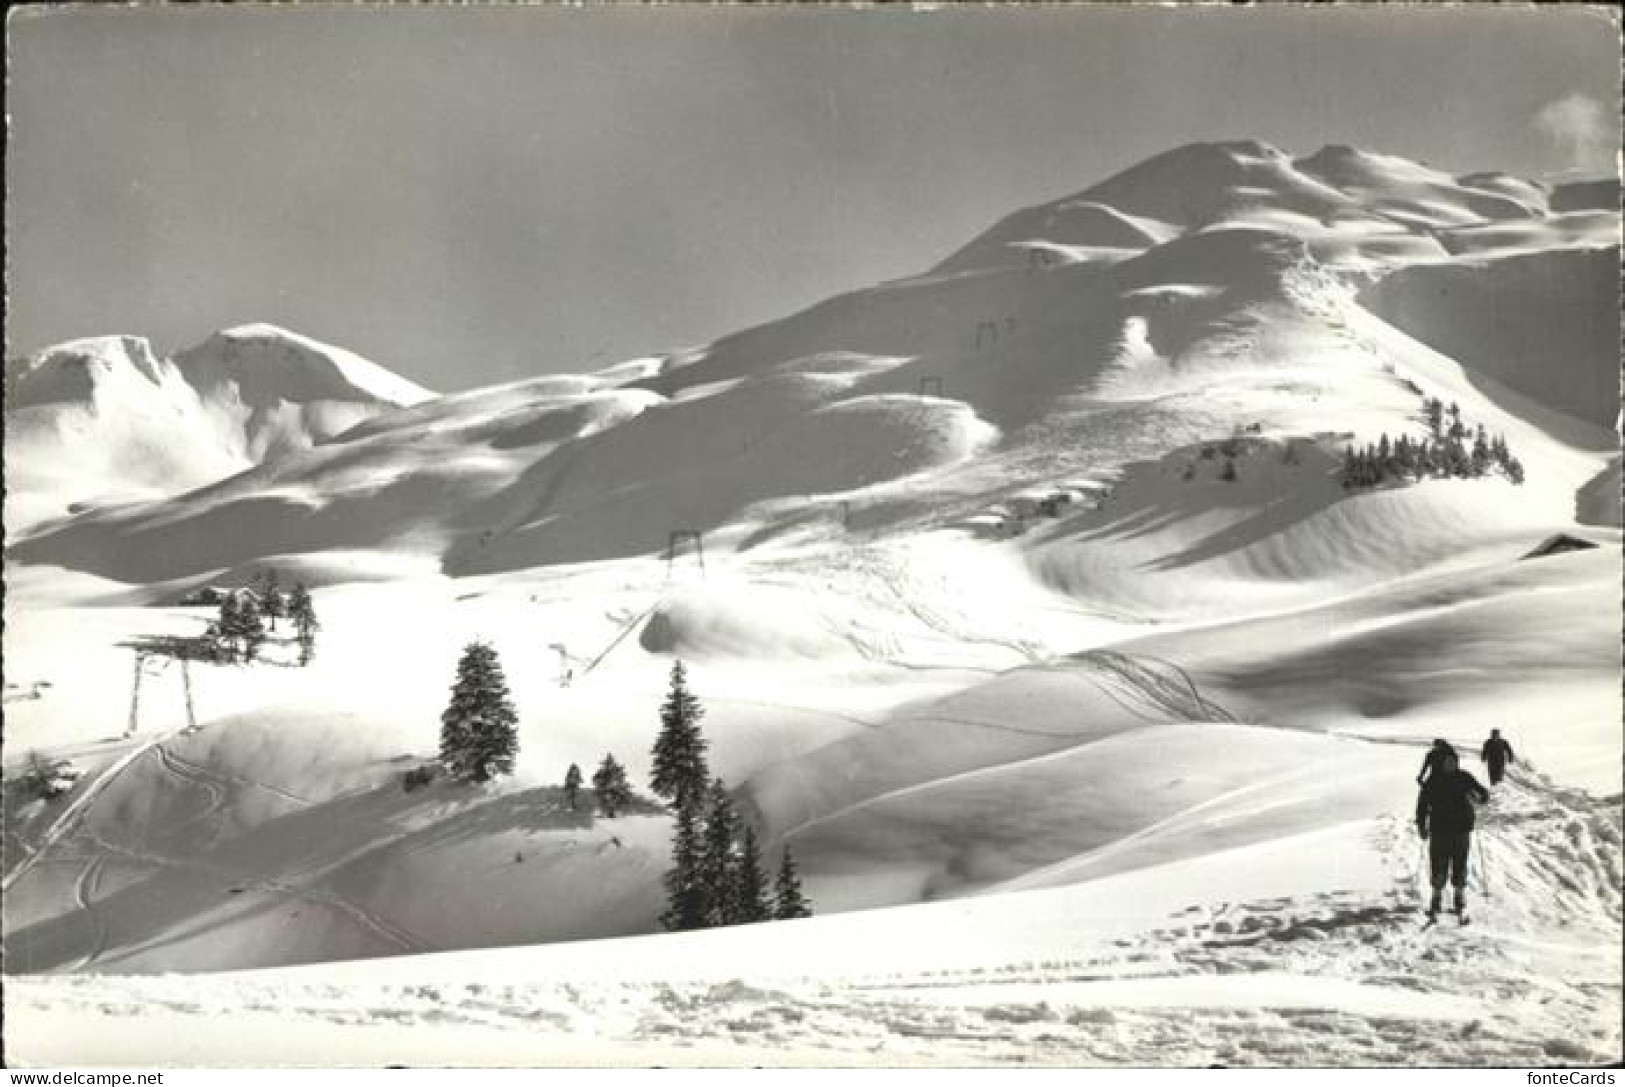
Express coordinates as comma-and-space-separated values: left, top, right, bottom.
4, 141, 1619, 1067
13, 147, 1617, 587
4, 325, 433, 534
4, 337, 246, 530
1358, 246, 1620, 428
168, 324, 433, 466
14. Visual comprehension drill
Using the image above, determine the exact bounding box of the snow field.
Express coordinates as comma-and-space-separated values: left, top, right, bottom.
4, 139, 1619, 1065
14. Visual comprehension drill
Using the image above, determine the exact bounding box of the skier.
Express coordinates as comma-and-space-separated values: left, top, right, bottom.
1415, 748, 1490, 922
1415, 738, 1456, 787
1480, 728, 1515, 786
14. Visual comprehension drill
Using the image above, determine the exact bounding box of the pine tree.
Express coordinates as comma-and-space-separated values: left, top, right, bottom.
734, 825, 771, 923
1423, 398, 1444, 439
773, 846, 812, 920
256, 568, 284, 631
439, 642, 519, 784
1341, 445, 1370, 489
650, 660, 709, 814
1445, 437, 1471, 478
1393, 435, 1414, 478
563, 763, 583, 812
592, 754, 632, 817
1505, 456, 1525, 485
1420, 439, 1441, 477
216, 594, 243, 661
1470, 429, 1492, 477
659, 802, 709, 931
288, 583, 319, 666
699, 777, 741, 927
239, 595, 268, 661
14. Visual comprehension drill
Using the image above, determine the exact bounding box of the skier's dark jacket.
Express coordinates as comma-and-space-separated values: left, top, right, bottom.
1481, 737, 1514, 767
1416, 741, 1456, 786
1416, 769, 1489, 836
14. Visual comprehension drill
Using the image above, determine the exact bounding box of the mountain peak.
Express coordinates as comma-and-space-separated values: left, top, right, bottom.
1061, 138, 1346, 229
5, 335, 169, 409
174, 324, 434, 409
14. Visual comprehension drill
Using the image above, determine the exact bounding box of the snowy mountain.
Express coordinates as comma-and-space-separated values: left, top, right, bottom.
4, 142, 1620, 1067
4, 325, 433, 533
11, 144, 1618, 594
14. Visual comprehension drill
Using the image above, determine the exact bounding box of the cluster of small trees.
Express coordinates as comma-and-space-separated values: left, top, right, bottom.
660, 776, 810, 929
650, 661, 810, 930
206, 570, 319, 665
430, 648, 812, 929
212, 592, 267, 662
1341, 400, 1525, 490
435, 642, 638, 817
554, 756, 636, 816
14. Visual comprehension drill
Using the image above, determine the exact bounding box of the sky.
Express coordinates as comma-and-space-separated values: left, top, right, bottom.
7, 4, 1620, 392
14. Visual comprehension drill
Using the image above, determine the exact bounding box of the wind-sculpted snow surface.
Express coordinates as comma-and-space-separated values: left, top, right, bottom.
9, 763, 1620, 1065
1358, 246, 1621, 428
3, 141, 1620, 1066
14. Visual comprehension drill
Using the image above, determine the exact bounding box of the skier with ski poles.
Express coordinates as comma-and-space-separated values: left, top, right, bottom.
1415, 747, 1490, 923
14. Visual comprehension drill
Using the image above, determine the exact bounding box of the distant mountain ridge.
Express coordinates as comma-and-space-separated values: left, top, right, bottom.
6, 141, 1618, 584
4, 325, 433, 530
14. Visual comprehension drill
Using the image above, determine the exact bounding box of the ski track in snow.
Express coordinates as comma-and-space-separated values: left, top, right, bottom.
14, 735, 425, 969
71, 827, 426, 961
158, 742, 316, 809
13, 763, 1616, 1064
68, 855, 108, 972
1068, 650, 1239, 725
2, 726, 190, 894
153, 742, 230, 831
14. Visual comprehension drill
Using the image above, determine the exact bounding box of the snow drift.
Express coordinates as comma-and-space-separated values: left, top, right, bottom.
4, 139, 1620, 1067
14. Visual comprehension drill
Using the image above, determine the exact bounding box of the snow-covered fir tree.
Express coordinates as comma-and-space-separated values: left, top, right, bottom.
591, 754, 632, 817
698, 777, 741, 927
563, 763, 583, 812
438, 641, 519, 784
659, 802, 708, 932
239, 595, 268, 661
287, 582, 319, 666
1423, 397, 1444, 439
215, 593, 243, 661
650, 660, 709, 813
256, 568, 284, 631
734, 825, 771, 924
774, 846, 812, 920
